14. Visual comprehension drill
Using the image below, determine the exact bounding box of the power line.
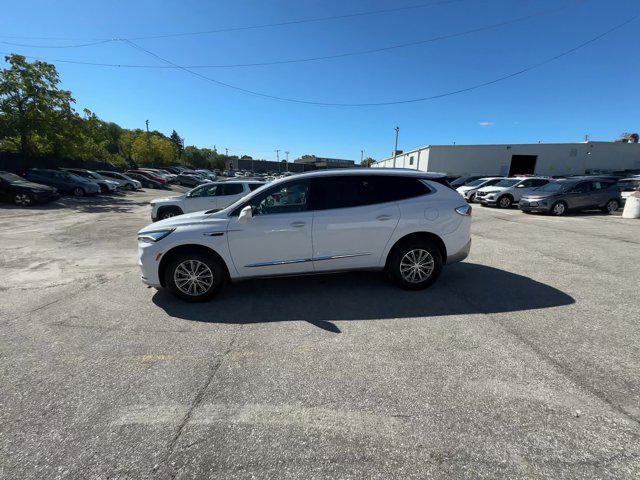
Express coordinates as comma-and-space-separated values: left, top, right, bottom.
0, 0, 467, 42
120, 15, 637, 107
0, 39, 114, 49
0, 2, 583, 69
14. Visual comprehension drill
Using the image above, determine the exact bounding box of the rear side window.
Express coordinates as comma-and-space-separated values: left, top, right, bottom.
310, 175, 430, 210
248, 183, 263, 191
592, 181, 613, 190
220, 184, 243, 195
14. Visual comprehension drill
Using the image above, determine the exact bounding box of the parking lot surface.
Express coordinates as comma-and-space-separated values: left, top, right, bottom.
1, 190, 639, 479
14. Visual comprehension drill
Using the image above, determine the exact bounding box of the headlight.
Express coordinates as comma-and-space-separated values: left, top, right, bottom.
484, 190, 499, 195
137, 229, 174, 243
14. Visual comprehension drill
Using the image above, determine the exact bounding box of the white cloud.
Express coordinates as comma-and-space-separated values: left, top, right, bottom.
478, 121, 494, 127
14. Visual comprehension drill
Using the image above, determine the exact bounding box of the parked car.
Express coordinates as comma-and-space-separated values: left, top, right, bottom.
617, 178, 640, 204
475, 177, 550, 208
126, 170, 168, 185
519, 178, 622, 215
95, 171, 142, 190
124, 172, 165, 189
63, 168, 119, 194
174, 173, 209, 187
140, 168, 177, 183
456, 177, 504, 203
24, 169, 99, 196
0, 171, 59, 206
450, 175, 491, 188
150, 181, 264, 220
195, 169, 217, 181
138, 169, 472, 301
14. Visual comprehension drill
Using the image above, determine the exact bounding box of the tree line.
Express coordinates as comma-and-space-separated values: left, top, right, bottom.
0, 54, 234, 170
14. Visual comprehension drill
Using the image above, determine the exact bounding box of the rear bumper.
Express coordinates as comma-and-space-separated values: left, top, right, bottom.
446, 238, 471, 264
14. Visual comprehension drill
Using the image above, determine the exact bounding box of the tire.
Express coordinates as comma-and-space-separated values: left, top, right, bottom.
158, 207, 183, 220
386, 240, 443, 291
164, 252, 226, 302
550, 201, 567, 216
602, 199, 619, 214
497, 195, 513, 209
124, 183, 134, 191
99, 184, 108, 194
13, 193, 33, 207
73, 187, 85, 197
468, 192, 476, 203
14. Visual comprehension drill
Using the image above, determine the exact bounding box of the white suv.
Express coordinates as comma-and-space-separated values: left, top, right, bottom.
150, 181, 264, 221
475, 177, 550, 208
137, 170, 472, 301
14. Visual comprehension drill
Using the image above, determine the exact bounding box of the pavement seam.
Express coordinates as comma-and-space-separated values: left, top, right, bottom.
160, 326, 241, 479
444, 280, 640, 430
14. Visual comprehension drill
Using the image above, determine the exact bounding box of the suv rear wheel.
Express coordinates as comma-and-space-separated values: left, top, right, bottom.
602, 199, 619, 214
165, 252, 225, 302
387, 241, 443, 290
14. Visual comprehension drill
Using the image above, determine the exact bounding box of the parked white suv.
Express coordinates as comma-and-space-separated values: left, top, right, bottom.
475, 177, 550, 208
150, 181, 264, 221
456, 177, 504, 203
138, 170, 472, 301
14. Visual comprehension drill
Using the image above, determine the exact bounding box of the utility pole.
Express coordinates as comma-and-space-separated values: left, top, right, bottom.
275, 149, 280, 172
360, 150, 364, 164
145, 120, 151, 165
285, 151, 289, 171
393, 126, 399, 168
225, 148, 228, 156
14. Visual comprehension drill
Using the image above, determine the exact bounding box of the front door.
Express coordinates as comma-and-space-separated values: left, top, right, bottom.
566, 181, 592, 209
184, 184, 219, 213
226, 180, 313, 277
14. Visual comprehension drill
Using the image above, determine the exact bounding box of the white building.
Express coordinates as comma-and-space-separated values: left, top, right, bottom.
372, 141, 640, 177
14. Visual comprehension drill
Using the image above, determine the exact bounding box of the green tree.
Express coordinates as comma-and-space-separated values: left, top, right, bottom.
0, 54, 75, 156
131, 134, 175, 166
170, 130, 184, 160
361, 157, 376, 168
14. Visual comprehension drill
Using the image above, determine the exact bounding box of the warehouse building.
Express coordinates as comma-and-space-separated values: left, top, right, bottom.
227, 155, 356, 173
372, 140, 640, 177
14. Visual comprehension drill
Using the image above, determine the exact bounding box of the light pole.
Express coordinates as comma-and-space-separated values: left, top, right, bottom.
393, 126, 399, 168
285, 151, 289, 171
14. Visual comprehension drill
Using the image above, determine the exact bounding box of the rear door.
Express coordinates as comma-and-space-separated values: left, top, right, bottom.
590, 180, 614, 207
309, 175, 405, 272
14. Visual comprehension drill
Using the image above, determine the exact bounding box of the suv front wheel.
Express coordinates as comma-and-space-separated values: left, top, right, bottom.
165, 252, 225, 302
387, 241, 443, 290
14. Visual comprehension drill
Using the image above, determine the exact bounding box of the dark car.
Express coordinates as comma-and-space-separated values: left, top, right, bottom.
63, 168, 120, 194
176, 173, 208, 187
0, 171, 59, 206
519, 178, 622, 216
124, 172, 166, 189
24, 169, 100, 197
126, 169, 168, 185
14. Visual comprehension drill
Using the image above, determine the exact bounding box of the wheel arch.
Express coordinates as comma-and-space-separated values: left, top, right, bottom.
158, 244, 230, 287
385, 232, 447, 268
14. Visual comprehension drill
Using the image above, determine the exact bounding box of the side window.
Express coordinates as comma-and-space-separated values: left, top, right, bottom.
533, 179, 549, 187
573, 182, 591, 193
188, 185, 207, 198
250, 181, 309, 215
248, 183, 262, 191
519, 180, 533, 188
219, 184, 244, 196
409, 156, 414, 165
592, 181, 612, 190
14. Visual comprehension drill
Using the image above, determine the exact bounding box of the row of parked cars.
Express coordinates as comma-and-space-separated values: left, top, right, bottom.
452, 174, 640, 215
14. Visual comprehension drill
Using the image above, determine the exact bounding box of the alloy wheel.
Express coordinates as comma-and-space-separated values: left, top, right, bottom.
14, 194, 32, 206
606, 200, 618, 213
499, 197, 511, 208
553, 202, 566, 215
173, 260, 214, 296
399, 249, 435, 284
73, 187, 84, 197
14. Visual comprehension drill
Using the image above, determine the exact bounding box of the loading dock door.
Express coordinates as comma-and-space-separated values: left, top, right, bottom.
509, 155, 537, 176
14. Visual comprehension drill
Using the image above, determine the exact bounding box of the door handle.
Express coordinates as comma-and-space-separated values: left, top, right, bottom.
290, 221, 306, 228
376, 214, 392, 221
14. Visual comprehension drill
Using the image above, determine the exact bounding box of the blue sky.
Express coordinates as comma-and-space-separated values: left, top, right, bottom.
1, 0, 638, 162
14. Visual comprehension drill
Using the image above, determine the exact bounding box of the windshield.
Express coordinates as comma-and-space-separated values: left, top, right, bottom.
0, 172, 26, 183
467, 178, 490, 187
494, 179, 520, 188
536, 182, 565, 193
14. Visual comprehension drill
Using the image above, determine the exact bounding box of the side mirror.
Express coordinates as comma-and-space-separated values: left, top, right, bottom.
238, 205, 253, 223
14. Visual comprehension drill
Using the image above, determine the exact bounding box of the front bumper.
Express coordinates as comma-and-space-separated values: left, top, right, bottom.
519, 200, 551, 212
138, 241, 162, 287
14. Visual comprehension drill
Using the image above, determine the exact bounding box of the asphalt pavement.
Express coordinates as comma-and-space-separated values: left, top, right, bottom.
1, 190, 639, 479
